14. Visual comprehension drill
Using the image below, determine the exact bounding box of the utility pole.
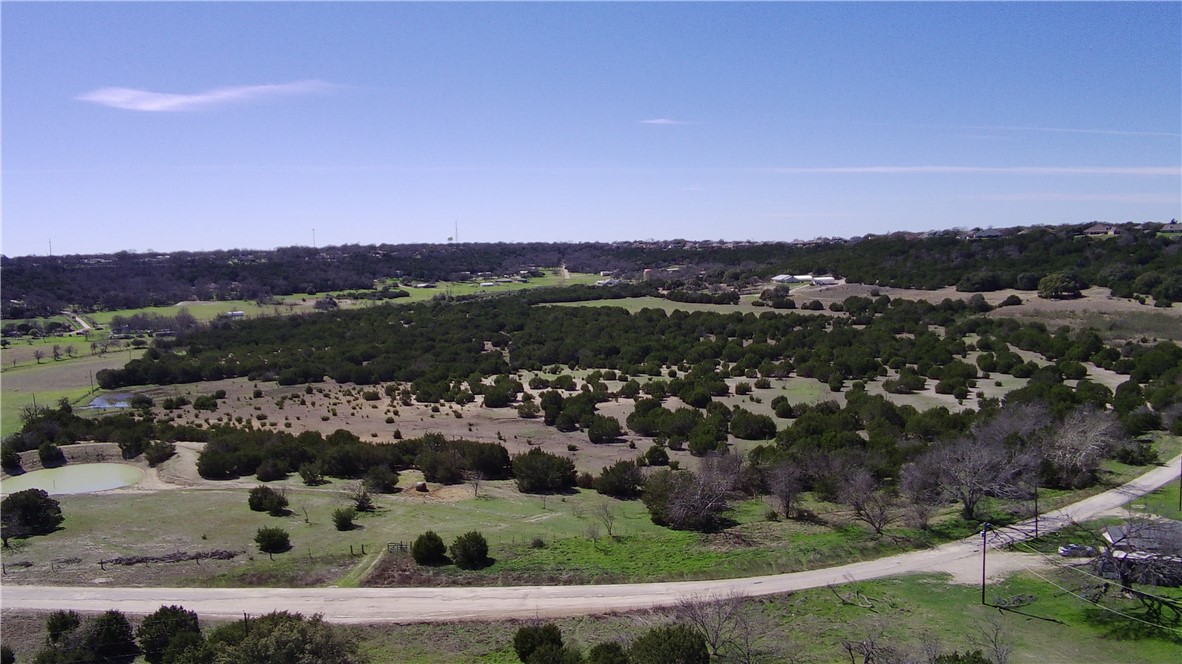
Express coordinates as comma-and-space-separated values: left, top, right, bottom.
1033, 481, 1040, 539
980, 522, 992, 606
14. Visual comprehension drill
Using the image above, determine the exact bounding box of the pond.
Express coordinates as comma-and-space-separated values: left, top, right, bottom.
85, 393, 133, 409
0, 463, 144, 495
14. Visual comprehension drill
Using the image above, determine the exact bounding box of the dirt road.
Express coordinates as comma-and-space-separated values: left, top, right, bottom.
2, 455, 1177, 623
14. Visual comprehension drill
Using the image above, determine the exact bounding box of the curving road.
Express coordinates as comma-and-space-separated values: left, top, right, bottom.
2, 455, 1178, 623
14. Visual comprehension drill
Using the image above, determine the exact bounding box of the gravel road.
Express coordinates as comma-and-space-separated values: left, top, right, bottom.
2, 455, 1177, 623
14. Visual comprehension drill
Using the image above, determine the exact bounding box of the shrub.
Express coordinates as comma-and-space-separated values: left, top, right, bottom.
587, 414, 623, 444
644, 444, 669, 466
38, 441, 66, 467
588, 641, 630, 664
144, 440, 176, 467
193, 395, 218, 411
84, 610, 139, 662
45, 609, 80, 645
512, 448, 577, 493
248, 485, 289, 516
136, 605, 200, 664
596, 460, 644, 498
254, 526, 291, 554
629, 623, 709, 664
0, 442, 20, 471
513, 623, 564, 663
298, 461, 325, 486
332, 507, 357, 531
364, 465, 399, 493
255, 458, 288, 482
411, 530, 447, 565
450, 530, 490, 569
1, 488, 63, 545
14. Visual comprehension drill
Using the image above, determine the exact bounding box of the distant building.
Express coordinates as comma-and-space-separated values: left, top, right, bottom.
811, 276, 839, 286
1082, 223, 1121, 237
224, 311, 245, 319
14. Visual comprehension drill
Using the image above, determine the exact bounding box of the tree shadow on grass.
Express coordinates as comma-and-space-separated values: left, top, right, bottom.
1081, 605, 1182, 643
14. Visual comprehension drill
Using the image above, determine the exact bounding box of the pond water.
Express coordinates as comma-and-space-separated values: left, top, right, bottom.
86, 393, 133, 409
0, 463, 144, 495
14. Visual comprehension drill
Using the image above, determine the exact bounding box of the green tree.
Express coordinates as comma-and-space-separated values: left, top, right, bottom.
1037, 272, 1082, 299
2, 488, 64, 546
411, 530, 448, 566
512, 448, 576, 493
84, 610, 139, 663
38, 442, 66, 467
595, 460, 644, 498
332, 507, 357, 531
449, 530, 490, 569
247, 485, 289, 516
587, 642, 630, 664
629, 624, 708, 664
205, 611, 362, 664
136, 605, 200, 664
513, 623, 564, 663
254, 527, 291, 556
45, 610, 81, 645
587, 415, 623, 444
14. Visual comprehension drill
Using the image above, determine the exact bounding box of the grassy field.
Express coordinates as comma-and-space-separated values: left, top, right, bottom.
0, 350, 146, 437
356, 570, 1182, 663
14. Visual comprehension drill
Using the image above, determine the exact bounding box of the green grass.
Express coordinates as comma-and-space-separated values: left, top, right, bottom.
345, 570, 1182, 663
0, 351, 146, 437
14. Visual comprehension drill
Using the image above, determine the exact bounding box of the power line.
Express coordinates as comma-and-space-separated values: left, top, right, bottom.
1005, 554, 1182, 634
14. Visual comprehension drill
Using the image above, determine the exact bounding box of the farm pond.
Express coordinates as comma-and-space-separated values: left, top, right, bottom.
0, 463, 144, 495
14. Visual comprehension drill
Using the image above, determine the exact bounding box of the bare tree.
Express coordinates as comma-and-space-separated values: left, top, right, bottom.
767, 460, 804, 519
899, 462, 943, 530
913, 435, 1035, 521
839, 621, 904, 664
344, 482, 374, 512
838, 468, 896, 536
666, 456, 741, 532
464, 469, 485, 498
675, 591, 748, 658
64, 345, 75, 358
1084, 514, 1182, 628
52, 344, 62, 361
593, 501, 618, 538
33, 349, 45, 364
968, 618, 1013, 664
1042, 405, 1130, 488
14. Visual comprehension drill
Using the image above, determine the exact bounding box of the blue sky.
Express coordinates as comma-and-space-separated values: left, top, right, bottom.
2, 1, 1180, 257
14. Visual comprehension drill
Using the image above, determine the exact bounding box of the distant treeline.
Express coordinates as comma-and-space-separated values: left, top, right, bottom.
5, 223, 1179, 317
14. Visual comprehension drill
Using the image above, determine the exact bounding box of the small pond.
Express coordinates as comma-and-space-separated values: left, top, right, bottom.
85, 393, 133, 409
0, 463, 144, 495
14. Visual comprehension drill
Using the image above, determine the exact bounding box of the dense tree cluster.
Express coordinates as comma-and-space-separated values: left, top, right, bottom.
195, 428, 509, 485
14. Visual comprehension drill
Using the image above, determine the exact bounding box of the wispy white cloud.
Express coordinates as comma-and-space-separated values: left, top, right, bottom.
77, 80, 333, 112
639, 118, 692, 125
769, 165, 1179, 176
